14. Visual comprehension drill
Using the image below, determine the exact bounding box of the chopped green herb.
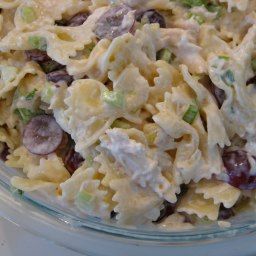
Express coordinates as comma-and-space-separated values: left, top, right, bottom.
218, 55, 230, 61
221, 69, 235, 86
183, 104, 198, 124
21, 6, 37, 23
156, 48, 172, 63
14, 108, 35, 124
28, 36, 47, 51
111, 119, 131, 129
188, 13, 205, 25
206, 3, 224, 18
251, 58, 256, 72
103, 91, 125, 108
180, 0, 206, 8
25, 89, 37, 100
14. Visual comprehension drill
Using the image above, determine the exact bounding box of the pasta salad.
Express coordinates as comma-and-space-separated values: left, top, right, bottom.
0, 0, 256, 230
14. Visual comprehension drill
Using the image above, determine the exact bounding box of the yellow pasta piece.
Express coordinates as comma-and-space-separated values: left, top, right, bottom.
177, 188, 220, 221
195, 179, 241, 208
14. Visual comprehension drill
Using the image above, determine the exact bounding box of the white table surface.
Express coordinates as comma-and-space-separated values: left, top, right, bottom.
0, 217, 84, 256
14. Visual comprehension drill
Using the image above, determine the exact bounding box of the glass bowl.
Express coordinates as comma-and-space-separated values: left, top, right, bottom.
1, 161, 256, 256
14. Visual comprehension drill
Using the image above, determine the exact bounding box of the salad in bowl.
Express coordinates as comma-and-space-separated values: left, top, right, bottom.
0, 0, 255, 230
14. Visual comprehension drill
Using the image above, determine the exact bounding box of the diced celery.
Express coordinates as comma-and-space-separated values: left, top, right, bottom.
181, 0, 206, 8
14, 108, 35, 124
111, 119, 131, 129
25, 89, 37, 100
183, 104, 198, 124
1, 66, 18, 83
218, 55, 230, 61
156, 48, 172, 63
28, 36, 47, 51
188, 13, 205, 25
86, 155, 94, 167
41, 84, 54, 104
103, 90, 125, 108
21, 6, 37, 23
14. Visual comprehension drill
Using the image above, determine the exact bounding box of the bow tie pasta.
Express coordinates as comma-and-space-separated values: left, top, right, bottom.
0, 0, 256, 230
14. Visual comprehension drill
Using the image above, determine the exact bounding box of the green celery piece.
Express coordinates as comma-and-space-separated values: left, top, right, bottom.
218, 55, 230, 61
188, 13, 205, 25
21, 6, 37, 23
103, 91, 125, 108
28, 36, 47, 51
180, 0, 206, 8
111, 119, 131, 129
25, 89, 37, 100
156, 48, 172, 63
41, 84, 54, 104
183, 104, 198, 124
14, 108, 35, 124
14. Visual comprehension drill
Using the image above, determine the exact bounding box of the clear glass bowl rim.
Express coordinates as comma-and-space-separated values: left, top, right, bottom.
1, 162, 256, 245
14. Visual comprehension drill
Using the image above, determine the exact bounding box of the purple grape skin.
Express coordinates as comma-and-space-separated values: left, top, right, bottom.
153, 185, 188, 223
218, 204, 235, 220
246, 75, 256, 85
39, 60, 64, 74
23, 115, 63, 155
25, 50, 51, 62
208, 81, 226, 108
56, 12, 89, 27
0, 143, 9, 161
222, 150, 256, 190
64, 147, 84, 175
46, 69, 73, 85
136, 9, 166, 28
68, 12, 89, 27
94, 5, 135, 40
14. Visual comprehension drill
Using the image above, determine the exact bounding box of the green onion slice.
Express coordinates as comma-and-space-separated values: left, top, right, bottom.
25, 89, 37, 100
28, 36, 47, 51
183, 104, 198, 124
156, 48, 172, 63
188, 13, 205, 25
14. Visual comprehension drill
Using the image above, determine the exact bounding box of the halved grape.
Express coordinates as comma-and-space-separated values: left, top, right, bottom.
0, 143, 9, 161
136, 9, 166, 28
23, 115, 63, 155
25, 50, 51, 62
218, 204, 235, 220
222, 150, 256, 190
68, 12, 89, 27
46, 69, 73, 85
208, 81, 226, 108
246, 75, 256, 86
64, 147, 84, 175
94, 5, 135, 40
